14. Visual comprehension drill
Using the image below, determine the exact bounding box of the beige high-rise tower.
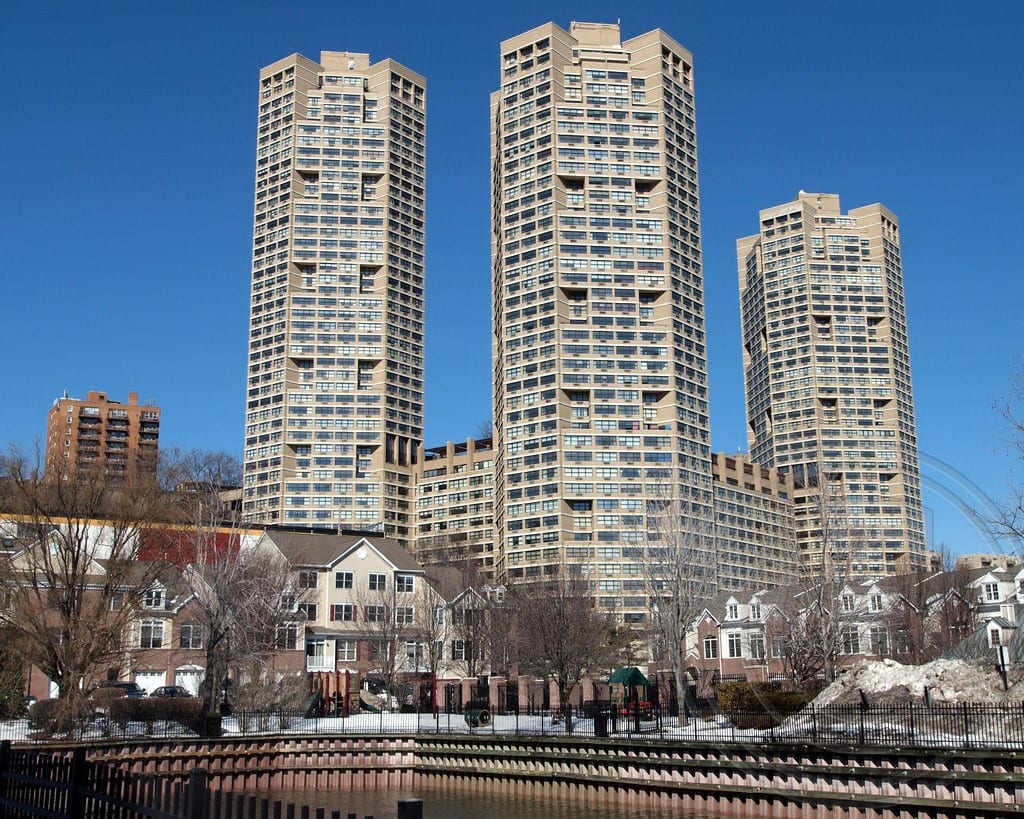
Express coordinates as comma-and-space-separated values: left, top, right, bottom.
244, 51, 425, 544
737, 193, 926, 575
491, 22, 712, 623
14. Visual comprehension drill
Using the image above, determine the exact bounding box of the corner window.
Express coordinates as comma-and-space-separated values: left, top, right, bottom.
396, 574, 415, 593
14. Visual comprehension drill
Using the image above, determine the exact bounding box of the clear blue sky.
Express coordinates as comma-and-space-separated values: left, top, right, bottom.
2, 1, 1021, 556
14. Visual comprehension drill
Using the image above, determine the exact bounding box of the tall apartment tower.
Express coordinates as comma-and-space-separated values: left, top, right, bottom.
45, 391, 160, 479
244, 51, 426, 544
737, 192, 926, 575
491, 22, 711, 620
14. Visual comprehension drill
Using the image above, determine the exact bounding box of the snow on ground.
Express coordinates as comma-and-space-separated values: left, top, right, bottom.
811, 658, 1024, 708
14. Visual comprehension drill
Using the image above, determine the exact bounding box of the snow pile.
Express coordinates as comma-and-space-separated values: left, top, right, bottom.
812, 658, 1022, 707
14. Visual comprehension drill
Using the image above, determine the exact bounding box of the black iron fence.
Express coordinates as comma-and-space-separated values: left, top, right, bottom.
0, 741, 423, 819
3, 701, 1023, 749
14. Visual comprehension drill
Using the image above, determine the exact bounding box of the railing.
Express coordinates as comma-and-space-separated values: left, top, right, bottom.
3, 701, 1023, 749
0, 741, 423, 819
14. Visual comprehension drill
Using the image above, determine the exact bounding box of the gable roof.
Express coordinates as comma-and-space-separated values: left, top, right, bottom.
260, 530, 422, 572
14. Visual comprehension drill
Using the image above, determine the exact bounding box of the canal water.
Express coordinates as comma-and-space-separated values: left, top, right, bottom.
264, 784, 718, 818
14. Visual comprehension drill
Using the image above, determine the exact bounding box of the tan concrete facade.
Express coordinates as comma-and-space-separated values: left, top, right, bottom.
737, 193, 926, 575
412, 438, 496, 577
712, 453, 798, 591
490, 22, 711, 621
45, 390, 160, 479
243, 52, 426, 545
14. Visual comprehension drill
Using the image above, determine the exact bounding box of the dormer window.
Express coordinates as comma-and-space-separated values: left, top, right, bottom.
869, 593, 883, 612
750, 603, 762, 620
726, 602, 739, 620
982, 582, 1000, 602
840, 593, 855, 613
142, 589, 164, 610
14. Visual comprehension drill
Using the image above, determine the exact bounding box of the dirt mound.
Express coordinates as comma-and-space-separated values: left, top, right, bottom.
812, 658, 1023, 707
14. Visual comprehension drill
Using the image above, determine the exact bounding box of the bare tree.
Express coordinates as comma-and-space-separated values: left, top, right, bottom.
994, 372, 1024, 551
355, 581, 417, 705
774, 473, 862, 687
512, 566, 620, 726
183, 547, 300, 716
638, 492, 717, 724
0, 448, 170, 727
158, 451, 299, 717
450, 589, 491, 678
884, 559, 976, 663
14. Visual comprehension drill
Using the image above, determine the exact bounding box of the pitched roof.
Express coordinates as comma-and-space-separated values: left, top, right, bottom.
261, 530, 422, 572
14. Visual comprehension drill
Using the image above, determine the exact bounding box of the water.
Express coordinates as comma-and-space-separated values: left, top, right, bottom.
261, 784, 717, 818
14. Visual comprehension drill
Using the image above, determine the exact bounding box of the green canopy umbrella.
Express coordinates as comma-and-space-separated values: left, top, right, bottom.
608, 667, 649, 687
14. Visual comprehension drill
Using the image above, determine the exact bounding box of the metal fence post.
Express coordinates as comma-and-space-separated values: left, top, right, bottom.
397, 797, 423, 819
962, 702, 971, 749
0, 739, 10, 804
185, 767, 209, 819
68, 746, 88, 819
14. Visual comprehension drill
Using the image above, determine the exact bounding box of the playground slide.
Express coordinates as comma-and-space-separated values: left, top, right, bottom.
359, 689, 382, 713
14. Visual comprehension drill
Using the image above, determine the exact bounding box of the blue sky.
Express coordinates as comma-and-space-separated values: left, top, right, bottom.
2, 1, 1021, 556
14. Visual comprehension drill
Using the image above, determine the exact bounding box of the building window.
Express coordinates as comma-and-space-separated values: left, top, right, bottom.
298, 603, 317, 621
396, 574, 415, 593
395, 606, 414, 626
451, 639, 466, 661
749, 634, 765, 659
276, 624, 299, 650
369, 573, 386, 591
703, 634, 717, 659
989, 627, 1002, 647
983, 583, 1000, 602
331, 604, 355, 622
770, 636, 785, 658
841, 627, 861, 655
727, 632, 742, 658
365, 605, 386, 622
749, 603, 761, 621
869, 626, 889, 656
109, 591, 126, 611
306, 639, 328, 664
280, 593, 297, 611
142, 589, 164, 610
139, 619, 165, 649
298, 571, 319, 589
726, 603, 738, 620
179, 623, 203, 650
337, 640, 357, 662
869, 593, 883, 613
335, 571, 353, 589
371, 640, 390, 661
840, 594, 855, 613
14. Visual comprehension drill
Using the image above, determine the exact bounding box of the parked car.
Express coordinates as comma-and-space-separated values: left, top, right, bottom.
149, 685, 193, 699
89, 681, 147, 698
